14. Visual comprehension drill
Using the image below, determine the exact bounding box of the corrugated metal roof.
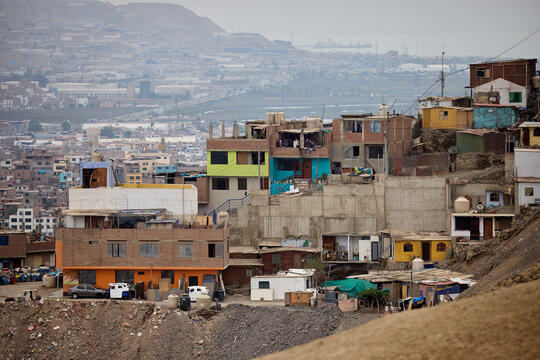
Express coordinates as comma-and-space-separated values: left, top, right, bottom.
518, 122, 540, 128
227, 258, 264, 266
348, 268, 473, 283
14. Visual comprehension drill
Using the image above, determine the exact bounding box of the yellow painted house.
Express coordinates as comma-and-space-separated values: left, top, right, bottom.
391, 232, 451, 263
422, 106, 473, 129
519, 122, 540, 147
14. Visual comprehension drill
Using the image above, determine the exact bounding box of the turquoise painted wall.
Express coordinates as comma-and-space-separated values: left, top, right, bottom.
270, 157, 330, 194
473, 107, 517, 129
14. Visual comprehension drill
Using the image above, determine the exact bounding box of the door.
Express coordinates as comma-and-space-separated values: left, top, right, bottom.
260, 178, 269, 190
484, 218, 493, 240
293, 253, 302, 268
422, 242, 431, 261
371, 242, 379, 261
301, 159, 311, 179
470, 218, 480, 240
188, 276, 198, 287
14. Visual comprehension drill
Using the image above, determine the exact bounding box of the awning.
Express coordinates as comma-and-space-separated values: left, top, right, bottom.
279, 129, 321, 134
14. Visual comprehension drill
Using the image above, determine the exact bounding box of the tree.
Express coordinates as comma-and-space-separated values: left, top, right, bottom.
28, 120, 43, 133
305, 256, 327, 287
62, 120, 71, 132
100, 126, 116, 138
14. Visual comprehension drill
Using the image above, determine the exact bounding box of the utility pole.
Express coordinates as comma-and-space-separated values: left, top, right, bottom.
257, 145, 261, 190
440, 51, 445, 97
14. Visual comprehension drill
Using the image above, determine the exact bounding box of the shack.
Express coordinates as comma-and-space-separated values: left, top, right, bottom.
250, 269, 315, 301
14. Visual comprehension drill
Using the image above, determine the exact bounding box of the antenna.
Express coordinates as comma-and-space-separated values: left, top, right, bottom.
441, 51, 445, 97
322, 103, 325, 119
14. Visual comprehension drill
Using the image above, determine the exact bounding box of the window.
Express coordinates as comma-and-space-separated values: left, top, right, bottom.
208, 243, 223, 258
115, 270, 134, 284
259, 281, 270, 289
277, 159, 298, 171
140, 243, 158, 258
251, 152, 265, 165
0, 236, 8, 246
525, 187, 534, 197
403, 243, 413, 252
455, 217, 471, 231
161, 270, 175, 285
533, 128, 540, 137
246, 268, 253, 277
236, 152, 249, 165
353, 146, 360, 157
25, 211, 31, 215
509, 92, 522, 103
271, 253, 282, 265
138, 271, 145, 275
179, 243, 193, 258
78, 270, 96, 285
211, 151, 228, 165
439, 111, 449, 120
368, 145, 384, 159
238, 178, 247, 190
89, 241, 99, 245
436, 243, 447, 252
370, 121, 381, 133
489, 192, 499, 202
476, 67, 490, 78
212, 178, 229, 190
108, 242, 126, 258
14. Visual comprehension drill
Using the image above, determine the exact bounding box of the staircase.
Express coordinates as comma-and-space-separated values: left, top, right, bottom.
209, 193, 252, 224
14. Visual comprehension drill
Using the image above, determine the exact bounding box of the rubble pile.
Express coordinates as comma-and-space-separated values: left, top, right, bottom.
201, 304, 343, 360
410, 129, 456, 154
0, 300, 196, 360
444, 207, 540, 297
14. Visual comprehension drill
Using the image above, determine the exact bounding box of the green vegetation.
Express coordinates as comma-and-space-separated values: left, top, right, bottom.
28, 119, 43, 133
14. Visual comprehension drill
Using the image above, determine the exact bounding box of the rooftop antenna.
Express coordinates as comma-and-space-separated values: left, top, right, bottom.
322, 103, 325, 120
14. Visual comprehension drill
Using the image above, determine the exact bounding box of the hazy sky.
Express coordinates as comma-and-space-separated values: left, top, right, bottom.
109, 0, 540, 58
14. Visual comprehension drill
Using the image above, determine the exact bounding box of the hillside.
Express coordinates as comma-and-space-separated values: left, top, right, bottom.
259, 279, 540, 360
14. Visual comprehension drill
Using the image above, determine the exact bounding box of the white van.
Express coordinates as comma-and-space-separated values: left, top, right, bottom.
109, 283, 130, 299
188, 286, 209, 302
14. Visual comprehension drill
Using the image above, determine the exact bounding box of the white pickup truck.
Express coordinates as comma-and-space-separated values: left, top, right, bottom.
109, 283, 131, 299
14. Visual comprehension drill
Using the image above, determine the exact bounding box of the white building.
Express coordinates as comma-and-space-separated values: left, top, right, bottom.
35, 217, 58, 237
474, 78, 527, 108
250, 269, 315, 300
9, 208, 34, 232
514, 148, 540, 206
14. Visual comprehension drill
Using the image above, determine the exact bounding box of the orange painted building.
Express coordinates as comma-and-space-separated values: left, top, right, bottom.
56, 227, 228, 292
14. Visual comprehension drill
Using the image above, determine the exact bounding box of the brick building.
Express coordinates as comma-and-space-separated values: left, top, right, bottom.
0, 230, 27, 268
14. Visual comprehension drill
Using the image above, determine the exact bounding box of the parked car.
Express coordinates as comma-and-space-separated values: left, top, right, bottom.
188, 286, 209, 302
67, 284, 108, 299
109, 283, 131, 299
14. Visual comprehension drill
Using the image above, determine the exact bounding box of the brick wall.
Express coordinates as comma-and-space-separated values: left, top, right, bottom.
206, 139, 269, 151
57, 228, 228, 269
175, 176, 209, 204
0, 232, 26, 258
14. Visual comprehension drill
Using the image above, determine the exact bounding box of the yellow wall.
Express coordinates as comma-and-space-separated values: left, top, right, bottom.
394, 240, 451, 263
528, 128, 540, 146
422, 107, 458, 129
207, 151, 269, 177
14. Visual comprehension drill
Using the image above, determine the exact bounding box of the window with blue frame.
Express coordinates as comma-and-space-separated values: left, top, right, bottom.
0, 236, 8, 246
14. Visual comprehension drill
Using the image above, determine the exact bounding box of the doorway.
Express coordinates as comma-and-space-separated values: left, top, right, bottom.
421, 242, 431, 261
470, 218, 480, 240
293, 253, 302, 268
301, 159, 312, 179
188, 276, 198, 287
484, 218, 493, 240
371, 242, 379, 261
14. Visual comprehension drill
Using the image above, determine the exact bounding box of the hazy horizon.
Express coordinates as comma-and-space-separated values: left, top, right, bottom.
107, 0, 540, 59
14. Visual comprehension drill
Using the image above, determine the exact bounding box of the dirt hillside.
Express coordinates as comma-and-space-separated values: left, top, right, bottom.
259, 279, 540, 360
445, 209, 540, 297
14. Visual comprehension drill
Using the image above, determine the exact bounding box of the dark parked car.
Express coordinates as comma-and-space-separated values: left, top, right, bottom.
67, 284, 108, 299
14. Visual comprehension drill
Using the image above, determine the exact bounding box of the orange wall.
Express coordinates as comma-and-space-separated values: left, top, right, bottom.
63, 267, 219, 292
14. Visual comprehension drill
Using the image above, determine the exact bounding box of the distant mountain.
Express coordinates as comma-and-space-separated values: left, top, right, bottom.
0, 0, 289, 68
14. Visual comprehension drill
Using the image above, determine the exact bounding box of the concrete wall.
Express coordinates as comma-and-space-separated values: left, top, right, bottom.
517, 182, 540, 205
208, 177, 260, 212
514, 149, 540, 178
473, 107, 517, 129
474, 78, 526, 107
384, 177, 447, 232
69, 184, 198, 216
250, 276, 310, 300
229, 176, 448, 247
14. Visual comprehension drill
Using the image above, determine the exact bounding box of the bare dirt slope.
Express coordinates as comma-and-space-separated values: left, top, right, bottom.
446, 209, 540, 297
259, 279, 540, 360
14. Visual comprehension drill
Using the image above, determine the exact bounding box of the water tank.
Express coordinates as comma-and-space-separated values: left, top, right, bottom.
90, 152, 103, 162
378, 104, 390, 117
454, 196, 470, 213
532, 75, 540, 89
42, 274, 57, 288
412, 257, 424, 270
196, 294, 212, 310
167, 294, 179, 309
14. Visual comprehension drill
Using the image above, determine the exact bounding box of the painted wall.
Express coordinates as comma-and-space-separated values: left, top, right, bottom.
473, 107, 517, 129
394, 240, 450, 262
207, 151, 269, 177
474, 78, 527, 107
269, 157, 330, 194
422, 107, 458, 129
514, 149, 540, 178
456, 133, 484, 153
250, 275, 311, 300
208, 177, 260, 212
517, 182, 540, 206
69, 184, 198, 216
450, 216, 484, 238
525, 128, 540, 146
